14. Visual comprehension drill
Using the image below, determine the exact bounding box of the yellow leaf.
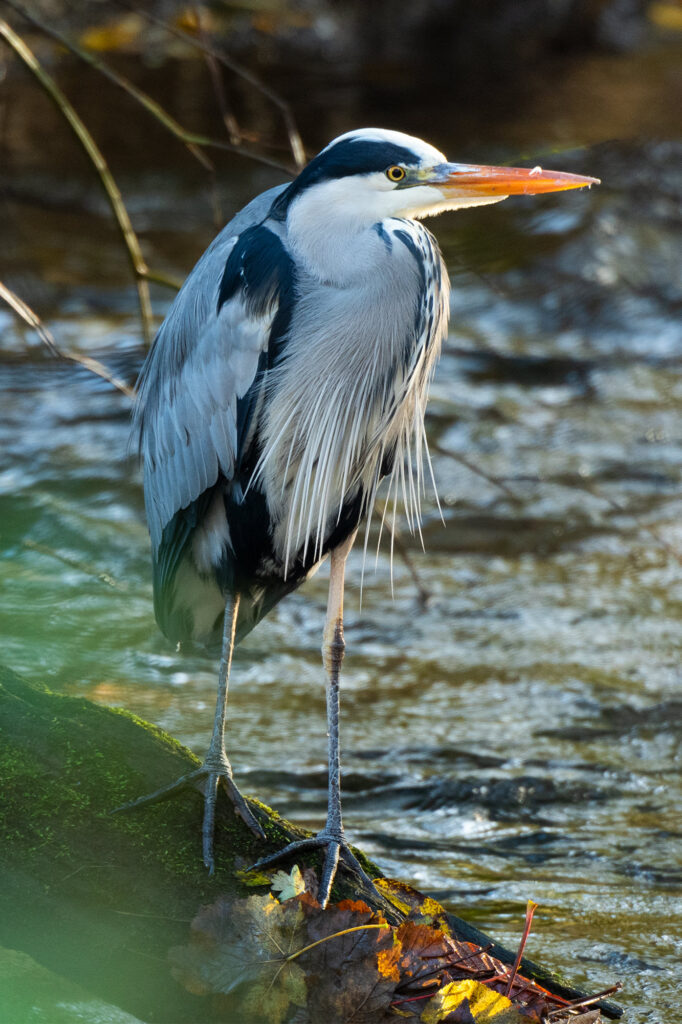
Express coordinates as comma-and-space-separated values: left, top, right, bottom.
421, 978, 524, 1024
373, 879, 452, 932
649, 2, 682, 31
372, 878, 413, 915
79, 14, 144, 53
175, 6, 218, 34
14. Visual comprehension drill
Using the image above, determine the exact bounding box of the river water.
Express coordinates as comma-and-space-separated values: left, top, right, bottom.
1, 31, 681, 1023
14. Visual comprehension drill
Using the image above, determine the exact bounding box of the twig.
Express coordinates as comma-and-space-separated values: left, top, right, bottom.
139, 268, 182, 291
23, 540, 128, 590
0, 19, 154, 344
546, 982, 623, 1019
504, 899, 538, 997
391, 528, 432, 607
0, 278, 59, 355
111, 909, 192, 923
192, 3, 241, 146
61, 351, 136, 400
0, 278, 135, 399
115, 0, 306, 170
3, 0, 213, 172
395, 942, 495, 993
5, 5, 291, 178
191, 2, 232, 225
432, 442, 522, 503
446, 943, 495, 972
391, 990, 440, 1007
565, 474, 682, 567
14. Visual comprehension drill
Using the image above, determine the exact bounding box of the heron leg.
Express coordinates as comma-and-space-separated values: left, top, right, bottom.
113, 594, 265, 873
249, 533, 382, 908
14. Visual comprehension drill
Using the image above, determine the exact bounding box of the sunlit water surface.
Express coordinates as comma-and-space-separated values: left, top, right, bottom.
1, 40, 681, 1024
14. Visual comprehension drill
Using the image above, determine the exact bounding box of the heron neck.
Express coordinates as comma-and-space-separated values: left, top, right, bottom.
284, 189, 391, 286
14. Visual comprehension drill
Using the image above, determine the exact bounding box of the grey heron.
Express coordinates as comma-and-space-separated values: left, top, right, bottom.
126, 129, 598, 907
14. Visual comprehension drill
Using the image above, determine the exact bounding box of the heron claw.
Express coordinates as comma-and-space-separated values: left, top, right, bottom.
112, 761, 266, 873
248, 830, 381, 908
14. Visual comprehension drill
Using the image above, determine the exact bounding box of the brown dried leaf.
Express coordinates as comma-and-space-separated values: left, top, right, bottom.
395, 921, 454, 989
299, 903, 399, 1023
301, 898, 375, 945
169, 888, 599, 1024
170, 892, 313, 1021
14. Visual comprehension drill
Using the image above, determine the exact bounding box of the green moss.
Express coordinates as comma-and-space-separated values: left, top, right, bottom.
0, 664, 312, 904
0, 660, 382, 915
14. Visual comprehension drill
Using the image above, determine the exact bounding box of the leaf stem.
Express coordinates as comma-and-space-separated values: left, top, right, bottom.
504, 899, 538, 997
546, 982, 623, 1019
285, 923, 390, 964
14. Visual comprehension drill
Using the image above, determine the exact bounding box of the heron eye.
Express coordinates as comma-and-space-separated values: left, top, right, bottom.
386, 165, 406, 182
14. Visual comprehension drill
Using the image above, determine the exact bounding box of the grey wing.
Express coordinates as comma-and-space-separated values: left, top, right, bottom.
133, 184, 288, 555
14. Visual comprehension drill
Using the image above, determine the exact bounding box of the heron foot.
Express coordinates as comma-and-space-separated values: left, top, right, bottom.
248, 829, 380, 909
113, 757, 265, 874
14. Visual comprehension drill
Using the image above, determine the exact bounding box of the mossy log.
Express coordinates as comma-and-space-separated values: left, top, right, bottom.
0, 666, 621, 1022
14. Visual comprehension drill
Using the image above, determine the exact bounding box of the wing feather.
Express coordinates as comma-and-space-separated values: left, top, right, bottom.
132, 185, 299, 642
133, 185, 291, 555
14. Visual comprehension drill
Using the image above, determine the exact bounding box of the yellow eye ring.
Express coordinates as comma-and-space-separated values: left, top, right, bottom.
386, 165, 406, 182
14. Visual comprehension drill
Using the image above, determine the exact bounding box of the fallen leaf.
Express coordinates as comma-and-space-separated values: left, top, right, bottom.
271, 864, 306, 901
298, 903, 398, 1023
395, 921, 454, 989
374, 879, 453, 933
170, 889, 606, 1024
377, 943, 402, 983
240, 960, 306, 1024
421, 979, 526, 1024
170, 892, 313, 1022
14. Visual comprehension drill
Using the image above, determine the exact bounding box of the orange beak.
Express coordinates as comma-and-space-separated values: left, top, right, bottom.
432, 162, 600, 197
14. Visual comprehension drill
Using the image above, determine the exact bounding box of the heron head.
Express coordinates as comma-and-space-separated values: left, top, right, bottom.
274, 128, 599, 283
273, 128, 599, 226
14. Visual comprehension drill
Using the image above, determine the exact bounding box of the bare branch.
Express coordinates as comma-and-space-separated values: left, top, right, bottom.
0, 18, 155, 345
63, 350, 136, 400
192, 3, 242, 147
140, 269, 182, 291
115, 0, 306, 170
1, 2, 296, 175
0, 279, 59, 356
432, 442, 522, 502
2, 0, 217, 173
0, 278, 135, 400
23, 539, 129, 590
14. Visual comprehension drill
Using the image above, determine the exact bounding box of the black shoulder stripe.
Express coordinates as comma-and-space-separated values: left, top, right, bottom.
216, 226, 298, 474
217, 225, 295, 319
393, 228, 426, 290
374, 221, 393, 253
